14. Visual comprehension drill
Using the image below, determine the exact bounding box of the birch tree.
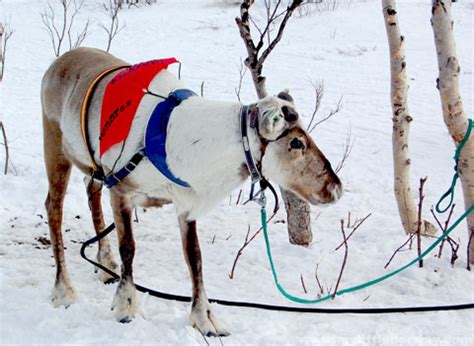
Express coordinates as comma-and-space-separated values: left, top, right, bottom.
236, 0, 313, 245
382, 0, 436, 236
431, 0, 474, 263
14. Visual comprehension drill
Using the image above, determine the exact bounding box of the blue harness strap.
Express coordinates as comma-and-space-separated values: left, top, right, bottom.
103, 89, 196, 189
144, 89, 196, 187
104, 150, 145, 188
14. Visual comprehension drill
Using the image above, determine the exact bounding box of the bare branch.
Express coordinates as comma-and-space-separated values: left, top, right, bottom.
306, 79, 324, 133
229, 210, 278, 279
300, 274, 307, 294
101, 0, 124, 52
384, 233, 416, 269
332, 219, 348, 298
334, 213, 371, 251
416, 177, 428, 268
430, 205, 459, 266
235, 0, 305, 99
41, 0, 89, 57
468, 232, 473, 271
385, 178, 430, 268
234, 58, 247, 102
0, 121, 9, 174
259, 0, 304, 66
335, 128, 354, 174
73, 19, 89, 49
308, 95, 343, 133
0, 20, 15, 81
314, 263, 324, 296
430, 205, 456, 258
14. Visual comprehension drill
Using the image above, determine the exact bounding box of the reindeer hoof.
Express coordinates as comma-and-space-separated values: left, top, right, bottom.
111, 281, 141, 323
51, 280, 78, 308
191, 306, 230, 337
104, 277, 119, 285
119, 317, 132, 324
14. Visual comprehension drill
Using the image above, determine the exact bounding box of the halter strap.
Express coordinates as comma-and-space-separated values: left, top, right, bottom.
240, 105, 262, 184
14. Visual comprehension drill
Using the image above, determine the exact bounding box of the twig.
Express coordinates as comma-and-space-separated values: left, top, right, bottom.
332, 219, 348, 299
1, 21, 14, 81
306, 79, 324, 132
235, 0, 304, 99
416, 177, 428, 268
308, 95, 343, 133
384, 233, 416, 269
300, 274, 307, 294
41, 0, 89, 57
0, 121, 9, 175
234, 58, 247, 102
229, 211, 278, 279
68, 0, 89, 49
335, 128, 354, 174
101, 0, 124, 52
468, 232, 473, 271
335, 213, 371, 251
314, 263, 324, 296
235, 189, 243, 205
430, 205, 456, 259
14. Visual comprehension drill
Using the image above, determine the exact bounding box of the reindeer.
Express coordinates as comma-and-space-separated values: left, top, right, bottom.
41, 47, 342, 336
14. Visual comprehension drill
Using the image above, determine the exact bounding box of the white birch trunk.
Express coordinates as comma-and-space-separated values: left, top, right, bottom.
431, 0, 474, 263
382, 0, 436, 236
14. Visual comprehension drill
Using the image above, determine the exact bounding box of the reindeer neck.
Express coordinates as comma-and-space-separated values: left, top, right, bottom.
166, 98, 263, 191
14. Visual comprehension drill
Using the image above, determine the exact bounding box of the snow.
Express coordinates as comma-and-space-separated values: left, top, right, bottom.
1, 0, 473, 344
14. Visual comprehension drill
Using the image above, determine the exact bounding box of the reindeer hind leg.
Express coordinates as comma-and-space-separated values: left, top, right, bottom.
43, 116, 77, 307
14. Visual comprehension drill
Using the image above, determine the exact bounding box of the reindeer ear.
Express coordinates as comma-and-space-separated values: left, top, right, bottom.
282, 105, 298, 123
277, 89, 294, 103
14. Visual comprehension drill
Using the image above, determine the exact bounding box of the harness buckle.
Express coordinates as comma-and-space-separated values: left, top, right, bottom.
124, 161, 137, 173
253, 189, 267, 209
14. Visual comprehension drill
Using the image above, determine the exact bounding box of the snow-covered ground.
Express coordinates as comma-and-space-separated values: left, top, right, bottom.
1, 0, 473, 344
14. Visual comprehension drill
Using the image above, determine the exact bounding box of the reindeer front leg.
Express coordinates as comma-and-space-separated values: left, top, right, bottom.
110, 190, 141, 323
178, 215, 230, 337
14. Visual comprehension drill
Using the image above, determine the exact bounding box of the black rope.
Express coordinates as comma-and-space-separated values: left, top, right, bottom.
80, 224, 474, 314
144, 89, 168, 100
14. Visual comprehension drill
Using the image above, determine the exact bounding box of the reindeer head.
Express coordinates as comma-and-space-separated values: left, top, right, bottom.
253, 91, 343, 205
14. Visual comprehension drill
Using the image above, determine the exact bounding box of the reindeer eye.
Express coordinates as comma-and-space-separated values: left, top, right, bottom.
290, 138, 305, 150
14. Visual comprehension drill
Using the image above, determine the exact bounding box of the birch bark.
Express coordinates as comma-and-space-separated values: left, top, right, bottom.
431, 0, 474, 263
382, 0, 436, 236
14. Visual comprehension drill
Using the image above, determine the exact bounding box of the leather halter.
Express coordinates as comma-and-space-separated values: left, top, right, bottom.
240, 105, 288, 211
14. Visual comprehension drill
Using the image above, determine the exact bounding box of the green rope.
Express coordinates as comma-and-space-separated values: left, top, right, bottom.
436, 119, 473, 213
262, 118, 473, 304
